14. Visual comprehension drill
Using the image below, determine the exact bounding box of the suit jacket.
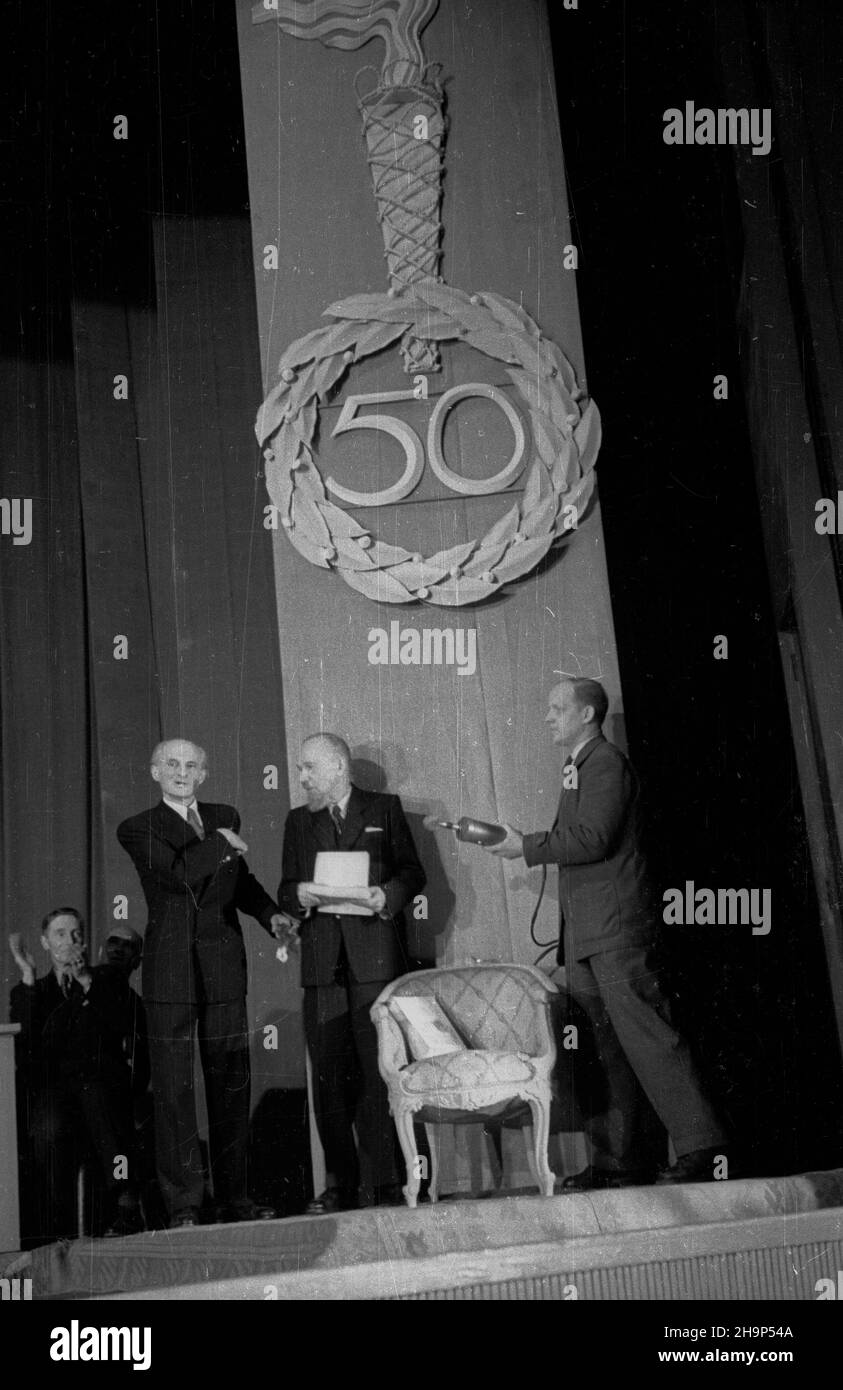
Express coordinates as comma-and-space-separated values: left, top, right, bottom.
10, 965, 139, 1089
278, 786, 426, 987
117, 801, 278, 1004
521, 735, 657, 961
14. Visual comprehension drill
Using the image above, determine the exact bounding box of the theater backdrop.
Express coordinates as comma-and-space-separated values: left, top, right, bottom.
2, 0, 842, 1223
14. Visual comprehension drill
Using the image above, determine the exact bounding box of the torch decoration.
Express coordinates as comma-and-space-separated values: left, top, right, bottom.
253, 0, 445, 372
252, 0, 601, 606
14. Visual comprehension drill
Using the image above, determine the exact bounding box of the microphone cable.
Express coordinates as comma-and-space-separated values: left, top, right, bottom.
528, 863, 559, 968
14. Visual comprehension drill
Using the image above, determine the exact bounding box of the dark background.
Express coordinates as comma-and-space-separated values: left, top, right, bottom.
3, 0, 842, 1179
549, 0, 843, 1171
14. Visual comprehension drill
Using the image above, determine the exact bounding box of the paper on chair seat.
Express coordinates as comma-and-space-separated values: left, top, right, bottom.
390, 996, 466, 1059
304, 851, 373, 916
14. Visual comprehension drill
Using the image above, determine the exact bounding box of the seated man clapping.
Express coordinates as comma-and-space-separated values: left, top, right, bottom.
9, 909, 144, 1242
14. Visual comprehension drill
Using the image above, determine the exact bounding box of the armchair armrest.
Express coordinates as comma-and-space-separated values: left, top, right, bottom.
371, 1001, 409, 1079
528, 994, 557, 1066
513, 975, 557, 1063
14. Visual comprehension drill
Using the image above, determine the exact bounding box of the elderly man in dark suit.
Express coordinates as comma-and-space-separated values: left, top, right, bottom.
486, 678, 728, 1188
279, 733, 425, 1213
117, 738, 294, 1228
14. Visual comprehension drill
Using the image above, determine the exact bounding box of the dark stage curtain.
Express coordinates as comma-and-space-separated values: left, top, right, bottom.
0, 210, 93, 942
1, 212, 294, 1073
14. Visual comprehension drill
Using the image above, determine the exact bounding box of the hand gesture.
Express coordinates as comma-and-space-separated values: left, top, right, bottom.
269, 913, 299, 944
218, 826, 249, 854
297, 885, 321, 910
8, 933, 37, 986
66, 947, 92, 991
365, 886, 387, 914
273, 914, 300, 965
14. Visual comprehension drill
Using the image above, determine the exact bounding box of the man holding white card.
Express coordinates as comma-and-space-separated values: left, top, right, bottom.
279, 733, 425, 1212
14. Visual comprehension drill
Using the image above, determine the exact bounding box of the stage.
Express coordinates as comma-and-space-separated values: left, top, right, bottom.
7, 1169, 843, 1302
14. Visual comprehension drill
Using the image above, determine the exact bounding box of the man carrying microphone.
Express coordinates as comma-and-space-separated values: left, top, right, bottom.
481, 677, 729, 1188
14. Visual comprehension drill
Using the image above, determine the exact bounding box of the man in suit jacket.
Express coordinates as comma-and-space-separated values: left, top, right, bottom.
117, 738, 294, 1227
486, 678, 729, 1187
9, 908, 143, 1242
278, 733, 425, 1212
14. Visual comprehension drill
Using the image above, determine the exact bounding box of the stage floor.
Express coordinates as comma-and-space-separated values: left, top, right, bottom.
11, 1169, 843, 1300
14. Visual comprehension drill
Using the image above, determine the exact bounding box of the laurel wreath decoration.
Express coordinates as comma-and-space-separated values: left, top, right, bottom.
255, 280, 600, 606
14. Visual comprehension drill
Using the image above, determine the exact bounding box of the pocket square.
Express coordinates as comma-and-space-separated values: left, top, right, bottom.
364, 826, 384, 834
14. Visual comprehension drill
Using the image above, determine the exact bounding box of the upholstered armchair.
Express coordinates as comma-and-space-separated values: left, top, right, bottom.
371, 964, 558, 1207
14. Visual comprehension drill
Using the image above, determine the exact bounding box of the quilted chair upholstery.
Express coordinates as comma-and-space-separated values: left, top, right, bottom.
371, 964, 558, 1207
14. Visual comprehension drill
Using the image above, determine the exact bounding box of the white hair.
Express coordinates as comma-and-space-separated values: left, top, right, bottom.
150, 738, 208, 768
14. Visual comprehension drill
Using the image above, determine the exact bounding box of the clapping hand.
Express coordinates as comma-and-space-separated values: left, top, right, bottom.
60, 944, 92, 991
8, 933, 36, 986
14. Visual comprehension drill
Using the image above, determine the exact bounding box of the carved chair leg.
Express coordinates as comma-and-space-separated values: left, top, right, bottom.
484, 1124, 504, 1192
527, 1095, 555, 1198
522, 1124, 539, 1188
424, 1123, 440, 1204
395, 1106, 421, 1208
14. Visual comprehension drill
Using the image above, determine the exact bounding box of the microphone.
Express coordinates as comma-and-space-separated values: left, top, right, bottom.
423, 815, 507, 846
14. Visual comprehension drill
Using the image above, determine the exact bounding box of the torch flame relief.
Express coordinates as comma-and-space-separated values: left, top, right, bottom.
253, 0, 445, 372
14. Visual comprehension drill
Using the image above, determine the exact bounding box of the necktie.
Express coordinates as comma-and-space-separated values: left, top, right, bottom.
187, 805, 205, 840
329, 804, 344, 844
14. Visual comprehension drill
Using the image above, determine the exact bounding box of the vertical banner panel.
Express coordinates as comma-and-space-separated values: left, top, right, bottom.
236, 0, 622, 970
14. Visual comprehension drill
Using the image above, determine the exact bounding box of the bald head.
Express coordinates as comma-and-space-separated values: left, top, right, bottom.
151, 738, 207, 804
298, 733, 351, 810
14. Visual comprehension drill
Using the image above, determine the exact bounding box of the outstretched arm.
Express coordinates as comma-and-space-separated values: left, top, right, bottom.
522, 755, 633, 868
233, 856, 288, 933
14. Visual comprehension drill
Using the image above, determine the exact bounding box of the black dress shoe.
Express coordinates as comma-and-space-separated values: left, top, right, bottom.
561, 1165, 654, 1192
305, 1187, 357, 1215
169, 1209, 201, 1229
104, 1209, 145, 1238
655, 1146, 731, 1184
103, 1195, 145, 1238
214, 1200, 277, 1223
242, 1202, 276, 1222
